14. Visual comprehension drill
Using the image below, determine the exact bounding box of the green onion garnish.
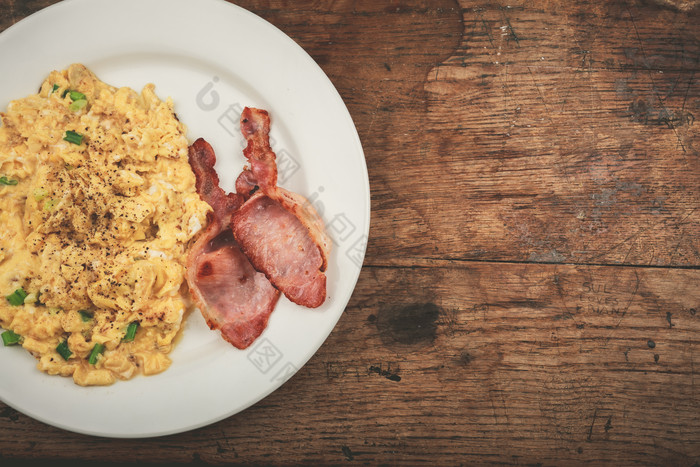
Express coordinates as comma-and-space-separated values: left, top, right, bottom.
33, 187, 48, 201
6, 288, 28, 306
69, 99, 87, 112
69, 91, 86, 101
50, 84, 59, 95
78, 310, 93, 322
63, 130, 84, 145
1, 330, 22, 346
88, 343, 104, 365
61, 89, 70, 98
79, 310, 93, 321
43, 198, 57, 212
56, 340, 72, 360
0, 176, 18, 186
122, 321, 139, 342
23, 292, 37, 305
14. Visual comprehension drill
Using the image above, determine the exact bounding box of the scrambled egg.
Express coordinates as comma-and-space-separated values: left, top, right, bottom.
0, 64, 210, 386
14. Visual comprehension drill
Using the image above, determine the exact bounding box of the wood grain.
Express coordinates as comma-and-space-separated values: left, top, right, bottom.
0, 0, 699, 465
364, 0, 698, 268
2, 264, 699, 464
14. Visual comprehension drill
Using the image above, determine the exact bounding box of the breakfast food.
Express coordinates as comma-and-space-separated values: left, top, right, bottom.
233, 108, 330, 308
0, 64, 210, 386
186, 108, 329, 348
186, 138, 280, 349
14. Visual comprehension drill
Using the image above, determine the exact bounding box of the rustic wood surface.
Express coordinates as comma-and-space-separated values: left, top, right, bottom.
1, 0, 699, 465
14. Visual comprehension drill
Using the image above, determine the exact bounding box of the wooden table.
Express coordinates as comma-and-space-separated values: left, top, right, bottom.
1, 0, 699, 464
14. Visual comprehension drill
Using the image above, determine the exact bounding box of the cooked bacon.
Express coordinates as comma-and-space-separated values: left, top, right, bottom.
188, 138, 242, 224
186, 138, 280, 349
239, 108, 330, 265
240, 108, 278, 196
233, 193, 326, 308
235, 168, 258, 201
185, 108, 331, 347
233, 108, 330, 307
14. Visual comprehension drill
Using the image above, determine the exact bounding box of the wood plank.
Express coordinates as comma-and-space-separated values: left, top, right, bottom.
361, 0, 699, 267
1, 262, 698, 464
241, 0, 700, 268
410, 2, 700, 265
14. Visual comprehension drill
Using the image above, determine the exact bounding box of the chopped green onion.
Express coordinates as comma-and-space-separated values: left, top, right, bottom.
43, 198, 57, 212
50, 84, 59, 95
0, 176, 18, 186
23, 293, 37, 305
69, 90, 86, 101
69, 99, 87, 112
1, 330, 22, 346
61, 89, 70, 98
6, 288, 28, 306
63, 130, 84, 145
78, 310, 93, 322
88, 343, 104, 365
56, 340, 72, 360
33, 187, 48, 201
122, 321, 139, 342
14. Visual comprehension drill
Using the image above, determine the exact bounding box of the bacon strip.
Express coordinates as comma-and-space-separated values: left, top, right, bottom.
186, 138, 280, 349
235, 168, 258, 200
232, 108, 330, 308
233, 193, 326, 308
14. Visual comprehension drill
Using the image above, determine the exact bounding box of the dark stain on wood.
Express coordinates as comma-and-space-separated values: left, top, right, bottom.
368, 364, 401, 382
627, 96, 695, 127
376, 302, 440, 347
604, 416, 613, 433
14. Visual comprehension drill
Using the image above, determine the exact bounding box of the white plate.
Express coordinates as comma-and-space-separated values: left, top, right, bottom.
0, 0, 369, 438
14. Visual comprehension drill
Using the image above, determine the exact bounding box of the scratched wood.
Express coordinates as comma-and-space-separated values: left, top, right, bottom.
1, 0, 699, 465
